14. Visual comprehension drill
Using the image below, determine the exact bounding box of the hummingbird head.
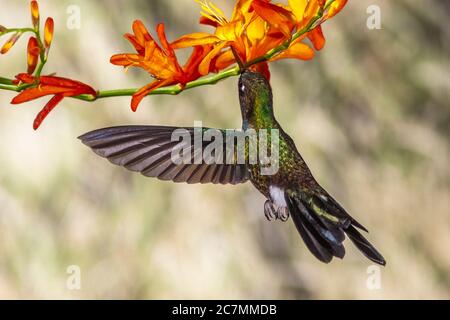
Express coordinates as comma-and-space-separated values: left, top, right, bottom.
238, 70, 273, 121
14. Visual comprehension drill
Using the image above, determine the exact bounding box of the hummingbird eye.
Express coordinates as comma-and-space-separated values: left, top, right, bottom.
240, 84, 245, 93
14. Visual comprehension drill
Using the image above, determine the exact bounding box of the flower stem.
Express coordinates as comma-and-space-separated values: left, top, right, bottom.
1, 0, 337, 103
73, 66, 241, 101
72, 0, 335, 102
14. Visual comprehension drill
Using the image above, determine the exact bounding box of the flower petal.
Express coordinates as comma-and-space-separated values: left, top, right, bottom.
15, 73, 35, 84
246, 16, 266, 46
156, 23, 175, 58
40, 76, 96, 95
33, 94, 64, 130
11, 86, 69, 104
231, 0, 253, 21
171, 33, 219, 49
198, 41, 228, 76
271, 41, 314, 61
288, 0, 307, 22
132, 20, 154, 45
199, 15, 219, 28
326, 0, 348, 19
124, 33, 145, 55
182, 45, 212, 77
131, 79, 173, 112
213, 49, 235, 72
110, 53, 141, 67
11, 76, 96, 104
251, 0, 294, 37
308, 25, 325, 50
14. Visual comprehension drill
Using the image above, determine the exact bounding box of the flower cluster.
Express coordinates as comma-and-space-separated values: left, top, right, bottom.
111, 0, 348, 110
1, 1, 96, 129
1, 0, 347, 129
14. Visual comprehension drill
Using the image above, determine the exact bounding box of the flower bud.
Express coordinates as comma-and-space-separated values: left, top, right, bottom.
27, 37, 40, 74
1, 32, 21, 54
44, 17, 54, 49
30, 1, 40, 30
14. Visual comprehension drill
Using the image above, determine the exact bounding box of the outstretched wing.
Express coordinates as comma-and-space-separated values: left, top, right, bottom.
78, 125, 250, 185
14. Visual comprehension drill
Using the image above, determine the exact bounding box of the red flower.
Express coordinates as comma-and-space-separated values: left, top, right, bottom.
11, 73, 96, 130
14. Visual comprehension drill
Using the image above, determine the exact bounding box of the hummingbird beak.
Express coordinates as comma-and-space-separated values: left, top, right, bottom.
231, 46, 245, 73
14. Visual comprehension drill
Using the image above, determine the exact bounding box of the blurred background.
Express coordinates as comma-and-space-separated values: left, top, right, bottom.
0, 0, 449, 299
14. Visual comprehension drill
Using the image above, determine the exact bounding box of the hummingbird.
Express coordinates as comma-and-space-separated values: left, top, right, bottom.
79, 70, 386, 266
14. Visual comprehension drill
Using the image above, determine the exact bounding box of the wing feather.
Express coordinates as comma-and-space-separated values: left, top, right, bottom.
79, 126, 250, 185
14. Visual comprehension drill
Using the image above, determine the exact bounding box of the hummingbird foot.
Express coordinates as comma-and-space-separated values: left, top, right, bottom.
264, 200, 277, 221
264, 200, 290, 222
276, 207, 290, 222
267, 186, 290, 222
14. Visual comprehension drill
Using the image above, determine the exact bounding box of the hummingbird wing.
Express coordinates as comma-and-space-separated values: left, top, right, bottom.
78, 125, 250, 185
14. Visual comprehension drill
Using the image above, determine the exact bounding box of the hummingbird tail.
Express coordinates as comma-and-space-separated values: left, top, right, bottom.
286, 191, 386, 266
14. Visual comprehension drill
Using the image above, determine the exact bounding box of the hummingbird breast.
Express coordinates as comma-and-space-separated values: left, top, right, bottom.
248, 127, 316, 198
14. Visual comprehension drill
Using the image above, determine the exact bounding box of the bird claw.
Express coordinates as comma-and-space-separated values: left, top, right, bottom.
264, 200, 277, 221
277, 207, 290, 222
264, 201, 290, 222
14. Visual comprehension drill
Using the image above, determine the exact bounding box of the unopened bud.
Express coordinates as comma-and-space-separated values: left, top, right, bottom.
31, 1, 40, 30
1, 32, 21, 54
27, 37, 40, 74
44, 18, 54, 49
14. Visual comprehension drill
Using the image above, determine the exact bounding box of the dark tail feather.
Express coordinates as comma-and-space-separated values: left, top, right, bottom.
287, 195, 345, 263
293, 215, 333, 263
345, 225, 386, 266
286, 191, 386, 266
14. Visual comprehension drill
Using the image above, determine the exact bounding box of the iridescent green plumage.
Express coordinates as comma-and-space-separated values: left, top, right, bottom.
239, 71, 385, 265
79, 70, 386, 265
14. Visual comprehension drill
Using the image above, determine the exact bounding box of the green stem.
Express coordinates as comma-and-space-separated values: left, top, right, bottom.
73, 0, 334, 102
0, 77, 14, 85
73, 67, 241, 101
0, 84, 20, 92
1, 0, 337, 103
1, 27, 34, 35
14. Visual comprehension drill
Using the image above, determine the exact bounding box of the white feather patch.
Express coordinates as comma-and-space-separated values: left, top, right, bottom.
269, 186, 287, 208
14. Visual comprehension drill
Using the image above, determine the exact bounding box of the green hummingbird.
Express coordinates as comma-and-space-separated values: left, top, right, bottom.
79, 70, 386, 266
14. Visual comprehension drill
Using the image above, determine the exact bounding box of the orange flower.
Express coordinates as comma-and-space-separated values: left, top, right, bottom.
172, 0, 318, 80
171, 0, 348, 79
111, 20, 212, 111
26, 37, 40, 74
288, 0, 348, 50
11, 73, 97, 130
30, 0, 40, 30
172, 0, 294, 74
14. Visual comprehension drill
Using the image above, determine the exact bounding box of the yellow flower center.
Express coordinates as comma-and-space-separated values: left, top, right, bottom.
195, 0, 229, 26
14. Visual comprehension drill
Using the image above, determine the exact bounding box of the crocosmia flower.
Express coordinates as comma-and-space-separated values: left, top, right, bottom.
11, 73, 97, 130
111, 20, 213, 111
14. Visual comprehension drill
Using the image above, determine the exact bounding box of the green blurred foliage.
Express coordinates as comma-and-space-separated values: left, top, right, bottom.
0, 0, 449, 299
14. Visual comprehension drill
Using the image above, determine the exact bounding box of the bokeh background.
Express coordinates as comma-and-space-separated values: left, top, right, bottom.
0, 0, 449, 299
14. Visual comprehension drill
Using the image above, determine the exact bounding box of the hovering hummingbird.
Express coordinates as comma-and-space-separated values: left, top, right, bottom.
79, 70, 386, 266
